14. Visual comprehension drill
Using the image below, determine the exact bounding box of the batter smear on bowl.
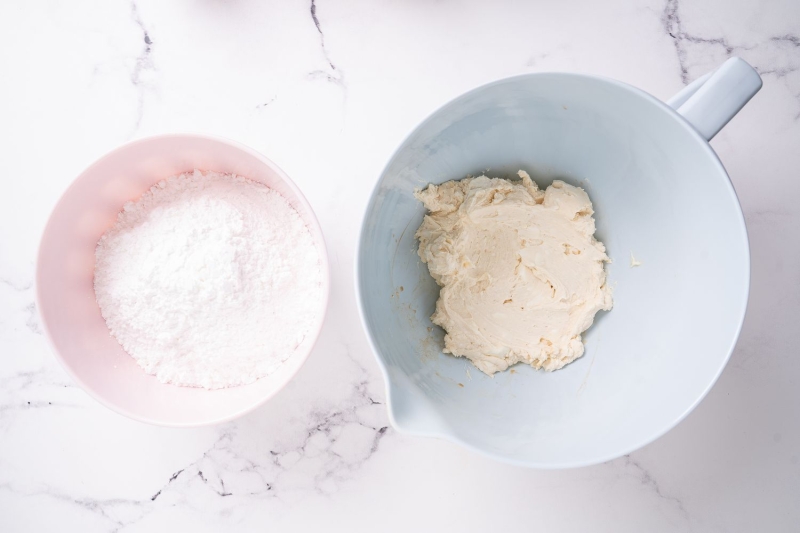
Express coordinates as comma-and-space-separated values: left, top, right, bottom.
414, 171, 612, 375
94, 170, 323, 389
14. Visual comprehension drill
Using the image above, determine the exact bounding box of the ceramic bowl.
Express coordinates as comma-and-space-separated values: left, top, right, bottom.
37, 134, 329, 426
356, 59, 761, 467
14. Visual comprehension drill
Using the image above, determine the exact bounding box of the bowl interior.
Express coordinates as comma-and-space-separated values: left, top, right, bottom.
358, 74, 749, 467
37, 135, 328, 426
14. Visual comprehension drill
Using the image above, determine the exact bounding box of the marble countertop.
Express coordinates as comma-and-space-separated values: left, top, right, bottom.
2, 0, 799, 531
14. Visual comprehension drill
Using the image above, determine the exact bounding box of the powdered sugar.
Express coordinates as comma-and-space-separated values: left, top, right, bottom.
94, 170, 323, 389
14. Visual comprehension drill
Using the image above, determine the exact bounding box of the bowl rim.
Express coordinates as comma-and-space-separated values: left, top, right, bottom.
354, 71, 751, 468
36, 133, 331, 427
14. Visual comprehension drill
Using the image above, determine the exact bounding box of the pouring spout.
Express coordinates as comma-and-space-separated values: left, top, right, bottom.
386, 368, 451, 438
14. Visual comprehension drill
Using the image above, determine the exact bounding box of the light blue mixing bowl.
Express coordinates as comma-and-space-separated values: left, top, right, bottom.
357, 58, 761, 467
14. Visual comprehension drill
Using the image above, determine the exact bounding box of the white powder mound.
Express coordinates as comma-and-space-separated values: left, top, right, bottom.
94, 170, 324, 389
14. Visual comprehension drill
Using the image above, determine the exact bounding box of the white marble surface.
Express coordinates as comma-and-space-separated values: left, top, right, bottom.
1, 0, 799, 531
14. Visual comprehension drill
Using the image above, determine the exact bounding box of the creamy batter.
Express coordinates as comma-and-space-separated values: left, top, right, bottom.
415, 171, 612, 375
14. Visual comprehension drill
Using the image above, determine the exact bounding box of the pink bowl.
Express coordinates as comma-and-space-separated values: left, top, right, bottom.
36, 134, 330, 426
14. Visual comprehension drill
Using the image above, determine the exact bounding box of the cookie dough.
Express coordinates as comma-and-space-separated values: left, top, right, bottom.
415, 171, 612, 375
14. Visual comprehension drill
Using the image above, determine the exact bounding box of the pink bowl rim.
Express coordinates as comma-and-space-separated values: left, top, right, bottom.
35, 133, 331, 427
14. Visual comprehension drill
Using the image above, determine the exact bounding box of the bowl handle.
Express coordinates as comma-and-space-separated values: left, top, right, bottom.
667, 57, 762, 141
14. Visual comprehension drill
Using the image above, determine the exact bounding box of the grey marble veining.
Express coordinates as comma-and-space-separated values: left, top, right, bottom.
128, 1, 155, 136
663, 0, 800, 111
1, 0, 798, 531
